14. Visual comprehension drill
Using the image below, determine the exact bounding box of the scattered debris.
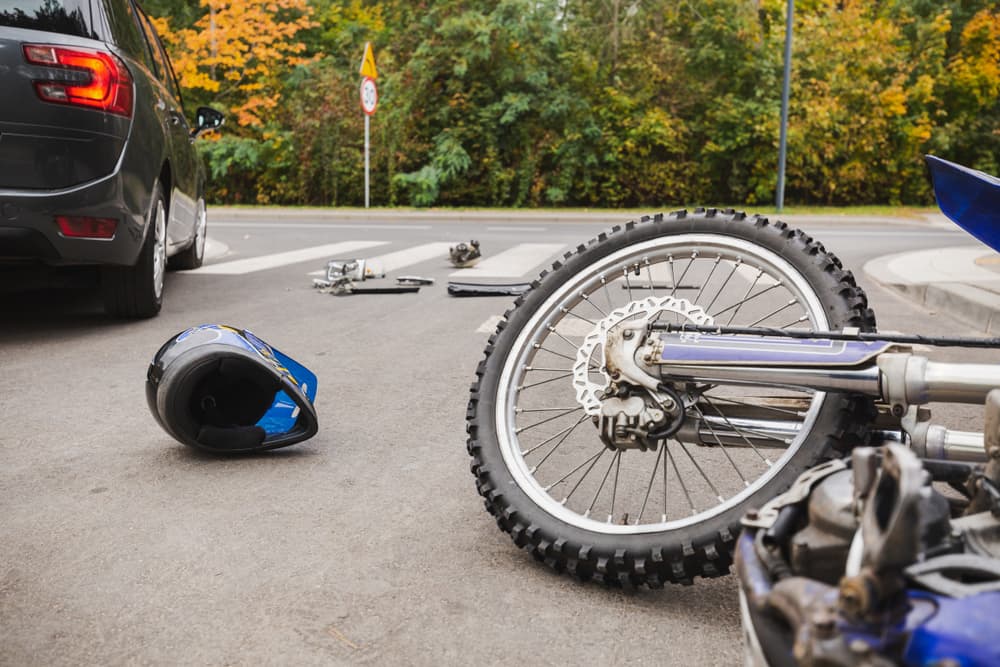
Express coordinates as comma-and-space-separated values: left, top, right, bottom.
313, 258, 424, 295
447, 281, 532, 297
449, 240, 481, 268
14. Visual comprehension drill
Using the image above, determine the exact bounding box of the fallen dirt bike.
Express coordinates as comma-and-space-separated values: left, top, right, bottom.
466, 155, 1000, 587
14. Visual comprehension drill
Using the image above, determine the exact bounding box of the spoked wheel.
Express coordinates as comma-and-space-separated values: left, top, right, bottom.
467, 209, 877, 587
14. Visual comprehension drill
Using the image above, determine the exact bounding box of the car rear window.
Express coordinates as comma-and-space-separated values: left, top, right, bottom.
0, 0, 111, 40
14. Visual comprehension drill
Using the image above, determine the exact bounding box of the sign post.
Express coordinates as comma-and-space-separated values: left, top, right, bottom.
359, 43, 378, 209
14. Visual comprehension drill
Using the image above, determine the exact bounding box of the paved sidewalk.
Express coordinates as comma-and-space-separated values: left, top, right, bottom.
865, 244, 1000, 334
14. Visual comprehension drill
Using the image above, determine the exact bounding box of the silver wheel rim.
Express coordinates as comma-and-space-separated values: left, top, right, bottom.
152, 202, 166, 300
194, 200, 207, 260
494, 233, 832, 535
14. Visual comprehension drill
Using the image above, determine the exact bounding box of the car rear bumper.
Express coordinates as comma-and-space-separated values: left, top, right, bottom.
0, 172, 146, 267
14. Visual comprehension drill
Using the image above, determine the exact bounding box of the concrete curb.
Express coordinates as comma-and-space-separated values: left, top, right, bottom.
864, 248, 1000, 334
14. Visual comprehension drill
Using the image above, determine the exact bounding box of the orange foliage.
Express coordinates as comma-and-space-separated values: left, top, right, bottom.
153, 0, 316, 127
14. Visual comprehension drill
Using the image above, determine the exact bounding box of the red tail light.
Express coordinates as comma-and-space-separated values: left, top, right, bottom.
23, 44, 133, 117
56, 216, 118, 239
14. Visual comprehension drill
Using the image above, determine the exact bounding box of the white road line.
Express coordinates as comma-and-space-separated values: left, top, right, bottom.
306, 242, 454, 276
194, 241, 388, 275
450, 243, 565, 278
476, 315, 504, 333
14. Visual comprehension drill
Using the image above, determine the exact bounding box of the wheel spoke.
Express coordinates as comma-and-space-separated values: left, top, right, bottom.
701, 396, 773, 465
516, 406, 583, 434
748, 299, 798, 327
667, 444, 697, 515
670, 251, 697, 296
519, 371, 576, 390
530, 415, 591, 470
688, 404, 751, 487
704, 259, 740, 313
584, 450, 620, 517
693, 255, 721, 304
713, 280, 783, 321
549, 448, 606, 495
522, 416, 589, 457
636, 444, 666, 525
609, 450, 623, 523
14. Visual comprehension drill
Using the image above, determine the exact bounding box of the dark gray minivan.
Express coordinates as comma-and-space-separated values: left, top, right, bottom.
0, 0, 223, 317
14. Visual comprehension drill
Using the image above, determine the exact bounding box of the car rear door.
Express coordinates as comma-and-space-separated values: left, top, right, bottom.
133, 3, 197, 250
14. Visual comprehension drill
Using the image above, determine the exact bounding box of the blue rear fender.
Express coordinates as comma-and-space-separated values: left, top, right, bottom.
926, 155, 1000, 253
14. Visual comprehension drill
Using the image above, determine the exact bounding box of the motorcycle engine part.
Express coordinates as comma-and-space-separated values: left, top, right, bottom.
788, 468, 858, 584
737, 448, 1000, 667
449, 240, 481, 268
447, 281, 531, 297
467, 208, 876, 587
146, 324, 318, 454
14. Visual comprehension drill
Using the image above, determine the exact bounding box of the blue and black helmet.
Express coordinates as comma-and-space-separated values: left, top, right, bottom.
146, 325, 318, 454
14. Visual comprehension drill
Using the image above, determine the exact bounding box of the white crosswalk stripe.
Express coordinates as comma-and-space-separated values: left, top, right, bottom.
197, 239, 568, 278
449, 243, 564, 278
194, 241, 388, 275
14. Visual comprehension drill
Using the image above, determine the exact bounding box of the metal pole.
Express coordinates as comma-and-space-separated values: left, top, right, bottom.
364, 114, 370, 209
776, 0, 793, 212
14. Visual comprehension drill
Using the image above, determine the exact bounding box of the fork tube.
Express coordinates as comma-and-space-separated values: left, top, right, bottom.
879, 354, 1000, 405
657, 364, 882, 395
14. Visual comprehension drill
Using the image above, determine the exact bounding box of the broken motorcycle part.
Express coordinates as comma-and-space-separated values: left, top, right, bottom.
447, 281, 531, 297
449, 240, 481, 268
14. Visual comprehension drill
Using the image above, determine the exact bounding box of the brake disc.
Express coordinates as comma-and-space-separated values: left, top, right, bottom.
572, 295, 713, 416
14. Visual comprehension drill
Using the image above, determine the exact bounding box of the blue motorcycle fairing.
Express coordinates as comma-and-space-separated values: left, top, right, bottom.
658, 332, 891, 367
903, 590, 1000, 667
926, 155, 1000, 253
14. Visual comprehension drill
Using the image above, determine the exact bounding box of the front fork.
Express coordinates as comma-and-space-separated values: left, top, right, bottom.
608, 323, 1000, 462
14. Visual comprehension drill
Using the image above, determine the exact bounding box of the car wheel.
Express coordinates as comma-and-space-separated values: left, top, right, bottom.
170, 197, 207, 270
102, 183, 166, 318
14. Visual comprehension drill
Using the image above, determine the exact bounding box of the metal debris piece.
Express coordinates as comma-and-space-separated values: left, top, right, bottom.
447, 281, 532, 297
449, 240, 481, 268
396, 276, 435, 286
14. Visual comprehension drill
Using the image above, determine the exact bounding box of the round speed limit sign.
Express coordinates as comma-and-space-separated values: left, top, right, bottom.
360, 77, 378, 115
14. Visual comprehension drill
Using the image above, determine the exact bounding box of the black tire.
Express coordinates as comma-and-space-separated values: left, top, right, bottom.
170, 197, 206, 270
467, 209, 877, 587
102, 183, 166, 318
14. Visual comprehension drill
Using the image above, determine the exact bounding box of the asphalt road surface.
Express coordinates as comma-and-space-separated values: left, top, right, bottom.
0, 210, 987, 666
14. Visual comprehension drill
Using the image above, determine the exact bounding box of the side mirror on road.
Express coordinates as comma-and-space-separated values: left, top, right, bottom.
191, 106, 225, 139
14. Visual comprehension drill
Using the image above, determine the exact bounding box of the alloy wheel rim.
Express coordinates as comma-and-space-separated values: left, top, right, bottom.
152, 204, 166, 299
195, 201, 207, 259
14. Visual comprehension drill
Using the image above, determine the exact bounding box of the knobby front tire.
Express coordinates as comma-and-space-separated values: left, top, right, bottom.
466, 209, 878, 587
